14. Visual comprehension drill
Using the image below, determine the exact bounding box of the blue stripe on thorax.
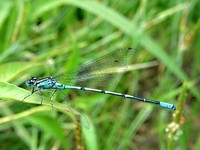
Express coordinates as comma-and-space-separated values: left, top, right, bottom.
36, 78, 56, 88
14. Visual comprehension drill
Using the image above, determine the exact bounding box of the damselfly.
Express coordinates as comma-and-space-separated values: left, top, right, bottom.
23, 48, 176, 128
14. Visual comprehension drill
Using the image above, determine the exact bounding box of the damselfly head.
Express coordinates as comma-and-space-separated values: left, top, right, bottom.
26, 77, 37, 87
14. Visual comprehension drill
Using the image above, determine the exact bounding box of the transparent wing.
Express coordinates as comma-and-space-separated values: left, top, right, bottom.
24, 88, 90, 129
59, 90, 90, 129
54, 48, 135, 88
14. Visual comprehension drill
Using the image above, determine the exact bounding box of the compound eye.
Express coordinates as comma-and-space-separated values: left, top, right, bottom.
26, 79, 32, 87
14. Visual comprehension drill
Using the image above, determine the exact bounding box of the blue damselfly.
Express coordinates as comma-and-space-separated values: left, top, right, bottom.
23, 48, 176, 128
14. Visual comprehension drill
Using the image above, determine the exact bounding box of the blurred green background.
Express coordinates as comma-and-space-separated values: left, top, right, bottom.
0, 0, 199, 150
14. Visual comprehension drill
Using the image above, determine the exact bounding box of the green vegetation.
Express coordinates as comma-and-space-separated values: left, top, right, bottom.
0, 0, 199, 150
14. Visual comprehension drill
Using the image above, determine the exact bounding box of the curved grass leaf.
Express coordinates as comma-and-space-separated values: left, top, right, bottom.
0, 81, 78, 116
0, 81, 76, 148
